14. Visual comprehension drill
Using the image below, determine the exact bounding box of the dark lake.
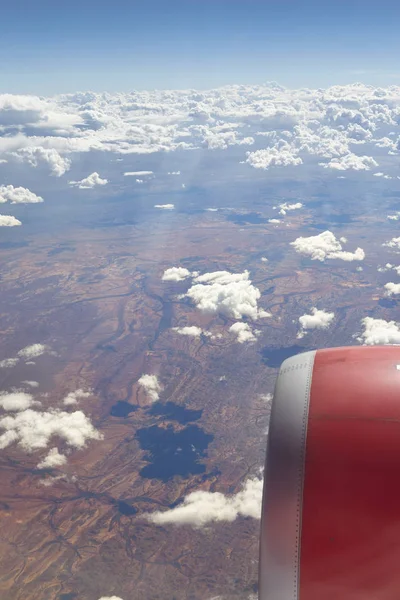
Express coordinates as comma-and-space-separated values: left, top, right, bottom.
261, 344, 306, 368
110, 401, 137, 417
136, 424, 213, 481
115, 500, 137, 516
148, 401, 202, 424
378, 298, 397, 308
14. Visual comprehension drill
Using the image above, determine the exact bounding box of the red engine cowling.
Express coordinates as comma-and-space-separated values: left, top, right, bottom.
259, 346, 400, 600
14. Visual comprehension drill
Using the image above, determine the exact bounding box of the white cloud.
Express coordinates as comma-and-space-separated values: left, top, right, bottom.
0, 358, 19, 368
246, 145, 302, 170
0, 392, 35, 412
154, 203, 174, 209
278, 202, 303, 215
384, 282, 400, 296
146, 477, 263, 527
162, 267, 191, 282
229, 322, 259, 343
138, 374, 162, 402
291, 230, 365, 262
206, 207, 218, 212
297, 307, 335, 338
37, 447, 67, 469
63, 389, 92, 406
69, 172, 108, 189
0, 184, 43, 204
17, 343, 48, 359
22, 380, 39, 388
172, 326, 203, 337
0, 408, 102, 451
2, 83, 400, 177
261, 257, 268, 262
383, 237, 400, 251
168, 171, 180, 175
268, 218, 281, 224
98, 597, 124, 600
319, 153, 378, 171
124, 170, 153, 176
358, 317, 400, 345
10, 147, 71, 176
0, 215, 21, 227
387, 214, 399, 221
185, 270, 267, 320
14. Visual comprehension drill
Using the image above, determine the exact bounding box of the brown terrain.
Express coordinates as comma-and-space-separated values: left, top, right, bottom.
0, 201, 393, 600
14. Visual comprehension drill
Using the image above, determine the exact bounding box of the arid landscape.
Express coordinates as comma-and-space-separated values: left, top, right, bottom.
0, 178, 398, 600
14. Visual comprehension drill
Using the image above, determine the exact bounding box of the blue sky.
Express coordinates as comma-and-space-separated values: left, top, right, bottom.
1, 0, 400, 94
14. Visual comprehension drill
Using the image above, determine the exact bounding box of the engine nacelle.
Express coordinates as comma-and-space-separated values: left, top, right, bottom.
259, 346, 400, 600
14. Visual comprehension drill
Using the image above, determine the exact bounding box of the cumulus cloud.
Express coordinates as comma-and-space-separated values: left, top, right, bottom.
259, 393, 273, 402
229, 322, 259, 343
319, 153, 378, 171
358, 317, 400, 345
278, 202, 303, 215
0, 408, 103, 451
10, 147, 71, 176
291, 230, 365, 262
17, 343, 48, 359
0, 358, 19, 368
138, 374, 162, 402
297, 307, 335, 338
185, 270, 267, 321
0, 215, 21, 227
246, 145, 302, 170
162, 266, 191, 282
146, 477, 263, 527
124, 170, 153, 176
384, 282, 400, 296
383, 237, 400, 251
0, 184, 43, 204
63, 389, 92, 406
172, 326, 203, 337
69, 172, 108, 189
2, 83, 400, 177
22, 380, 39, 388
0, 392, 36, 412
268, 218, 280, 224
37, 447, 67, 469
154, 203, 174, 209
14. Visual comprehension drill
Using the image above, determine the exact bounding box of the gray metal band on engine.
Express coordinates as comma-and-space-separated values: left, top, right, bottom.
259, 350, 316, 600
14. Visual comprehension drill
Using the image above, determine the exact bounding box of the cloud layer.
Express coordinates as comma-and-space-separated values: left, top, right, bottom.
2, 83, 400, 182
